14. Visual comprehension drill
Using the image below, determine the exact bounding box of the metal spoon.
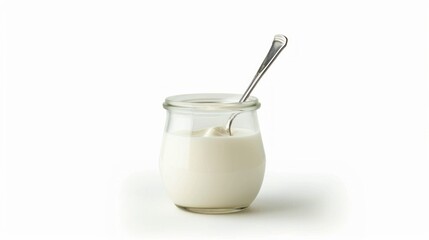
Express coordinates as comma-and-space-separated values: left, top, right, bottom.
201, 34, 288, 137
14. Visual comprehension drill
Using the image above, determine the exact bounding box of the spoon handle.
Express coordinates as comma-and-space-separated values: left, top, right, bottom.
239, 34, 288, 103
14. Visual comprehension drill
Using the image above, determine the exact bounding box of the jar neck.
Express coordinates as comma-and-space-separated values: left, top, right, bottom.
163, 93, 260, 112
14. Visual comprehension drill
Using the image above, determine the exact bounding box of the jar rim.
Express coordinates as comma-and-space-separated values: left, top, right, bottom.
163, 93, 260, 111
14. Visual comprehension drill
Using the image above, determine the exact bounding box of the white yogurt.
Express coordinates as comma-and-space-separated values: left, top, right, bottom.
159, 128, 265, 208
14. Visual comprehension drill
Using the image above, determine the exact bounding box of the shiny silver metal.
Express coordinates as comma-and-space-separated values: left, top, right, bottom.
224, 34, 288, 135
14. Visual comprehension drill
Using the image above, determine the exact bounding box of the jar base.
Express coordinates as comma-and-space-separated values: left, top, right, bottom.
175, 204, 248, 214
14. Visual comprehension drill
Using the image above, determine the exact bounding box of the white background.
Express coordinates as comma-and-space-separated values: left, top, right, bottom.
1, 0, 428, 239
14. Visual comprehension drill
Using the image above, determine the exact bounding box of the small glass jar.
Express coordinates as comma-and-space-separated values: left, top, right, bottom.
160, 93, 265, 214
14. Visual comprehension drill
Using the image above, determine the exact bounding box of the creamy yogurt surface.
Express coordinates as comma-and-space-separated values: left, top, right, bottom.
160, 128, 265, 208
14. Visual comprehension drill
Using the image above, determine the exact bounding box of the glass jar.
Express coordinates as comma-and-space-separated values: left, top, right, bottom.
160, 93, 265, 214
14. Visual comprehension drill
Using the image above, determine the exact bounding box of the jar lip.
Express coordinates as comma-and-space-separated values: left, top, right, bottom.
163, 93, 260, 111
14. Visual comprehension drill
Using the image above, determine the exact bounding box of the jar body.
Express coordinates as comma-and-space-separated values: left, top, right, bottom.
159, 94, 265, 214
